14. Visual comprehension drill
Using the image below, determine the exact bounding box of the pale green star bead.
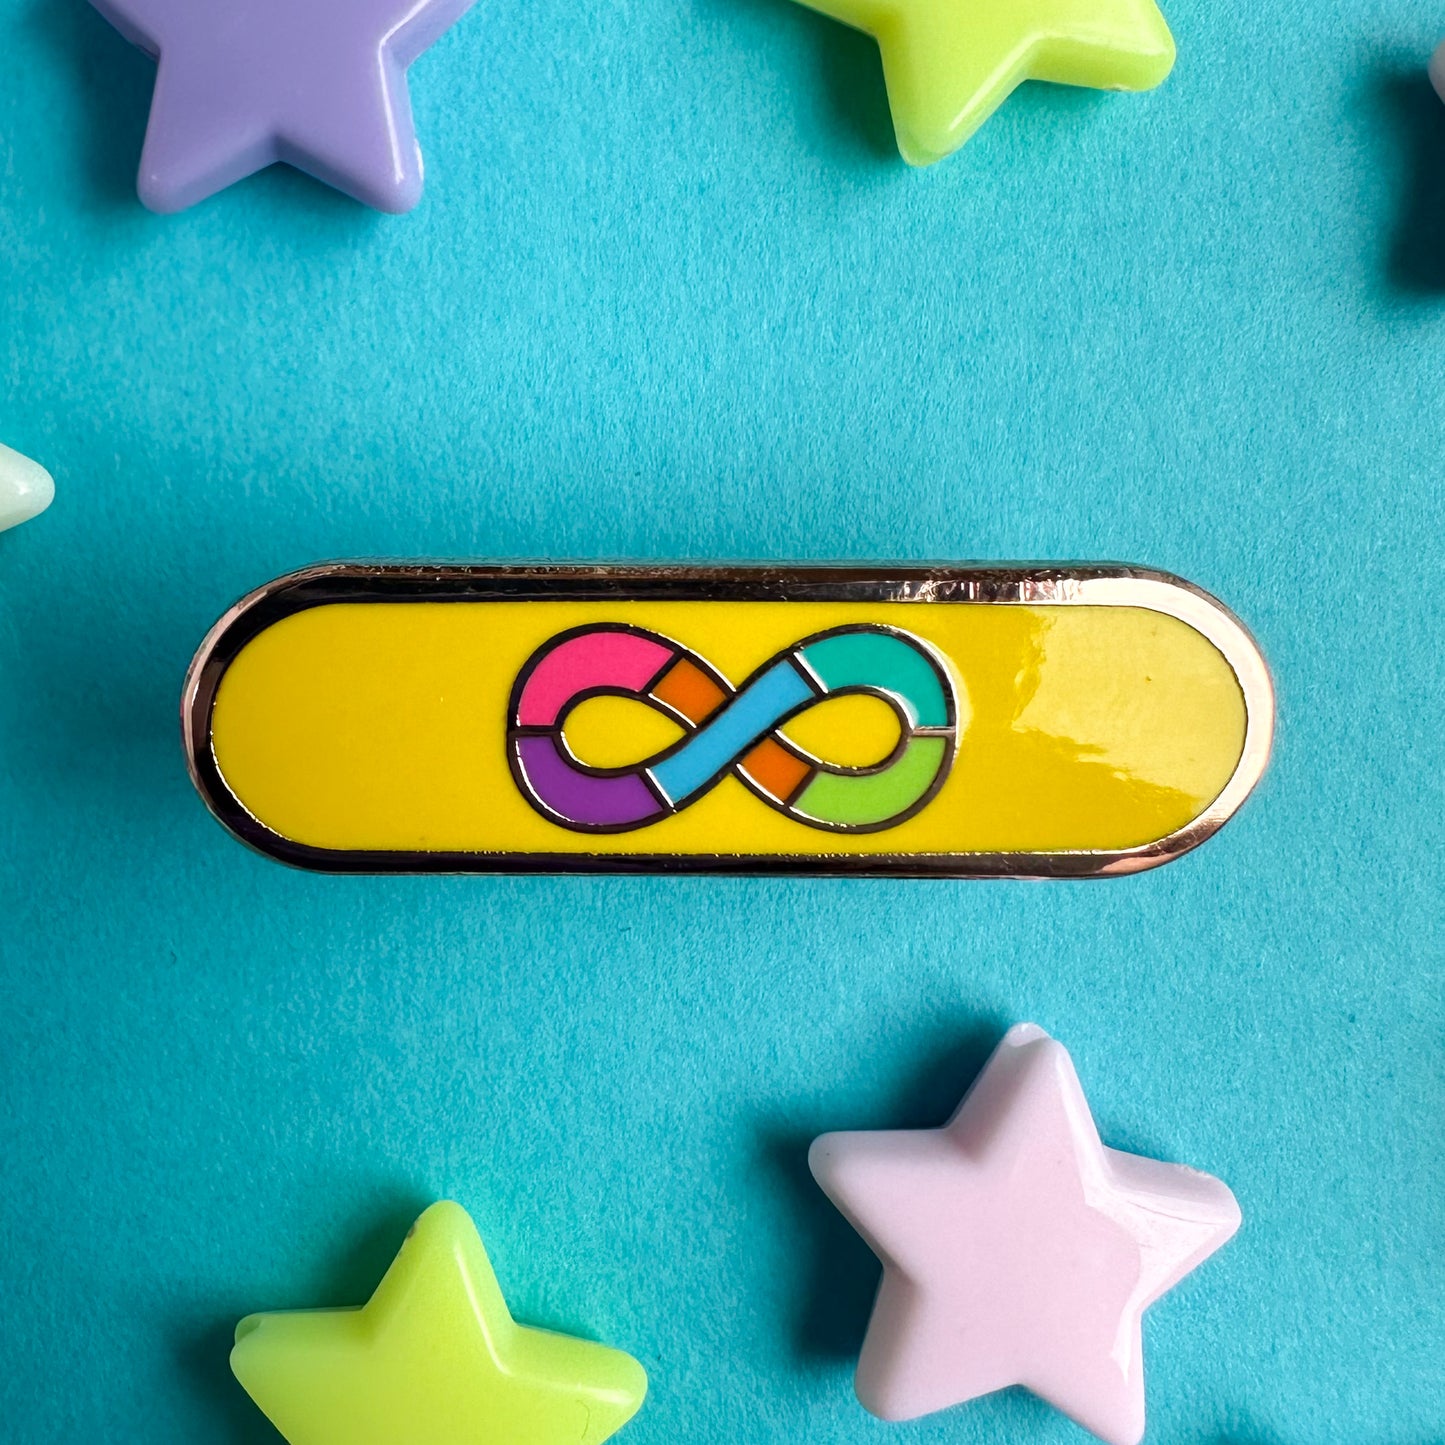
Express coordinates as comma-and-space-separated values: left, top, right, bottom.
0, 442, 53, 533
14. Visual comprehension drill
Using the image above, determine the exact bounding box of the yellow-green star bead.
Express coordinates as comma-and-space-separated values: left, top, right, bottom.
231, 1201, 647, 1445
792, 0, 1176, 164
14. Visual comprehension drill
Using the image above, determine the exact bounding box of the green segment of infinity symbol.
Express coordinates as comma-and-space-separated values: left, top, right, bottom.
791, 736, 950, 827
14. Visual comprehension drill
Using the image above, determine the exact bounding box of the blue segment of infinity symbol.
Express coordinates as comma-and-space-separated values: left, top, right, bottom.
648, 659, 815, 806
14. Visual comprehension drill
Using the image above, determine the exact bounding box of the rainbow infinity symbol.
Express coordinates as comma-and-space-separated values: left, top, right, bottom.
508, 625, 957, 833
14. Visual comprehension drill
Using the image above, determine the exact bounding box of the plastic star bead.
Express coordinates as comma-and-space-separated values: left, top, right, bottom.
788, 0, 1175, 164
0, 442, 54, 534
88, 0, 477, 212
810, 1024, 1240, 1445
231, 1201, 648, 1445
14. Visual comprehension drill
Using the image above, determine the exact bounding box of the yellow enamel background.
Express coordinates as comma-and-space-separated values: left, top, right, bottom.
207, 600, 1247, 856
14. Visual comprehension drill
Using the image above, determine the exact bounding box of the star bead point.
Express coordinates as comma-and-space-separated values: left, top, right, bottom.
0, 443, 54, 534
810, 1024, 1240, 1445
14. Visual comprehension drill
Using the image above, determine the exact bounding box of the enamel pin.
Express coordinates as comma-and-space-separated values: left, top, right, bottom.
182, 563, 1272, 875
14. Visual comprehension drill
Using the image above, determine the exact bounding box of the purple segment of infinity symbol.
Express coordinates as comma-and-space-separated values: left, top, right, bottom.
514, 735, 665, 829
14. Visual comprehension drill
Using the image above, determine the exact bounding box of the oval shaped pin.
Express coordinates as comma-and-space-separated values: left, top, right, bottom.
182, 563, 1272, 876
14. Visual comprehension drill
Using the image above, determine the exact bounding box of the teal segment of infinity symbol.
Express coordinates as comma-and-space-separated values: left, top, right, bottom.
509, 624, 960, 834
799, 631, 952, 728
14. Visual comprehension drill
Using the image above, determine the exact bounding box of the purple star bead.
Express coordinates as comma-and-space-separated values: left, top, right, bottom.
89, 0, 477, 213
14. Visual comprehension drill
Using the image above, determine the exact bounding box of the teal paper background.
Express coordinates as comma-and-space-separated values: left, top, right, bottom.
1, 0, 1442, 1438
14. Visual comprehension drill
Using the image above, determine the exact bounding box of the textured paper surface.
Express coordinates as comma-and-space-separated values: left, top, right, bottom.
1, 0, 1442, 1440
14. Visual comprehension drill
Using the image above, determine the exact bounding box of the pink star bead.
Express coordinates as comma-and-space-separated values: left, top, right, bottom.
809, 1024, 1241, 1445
